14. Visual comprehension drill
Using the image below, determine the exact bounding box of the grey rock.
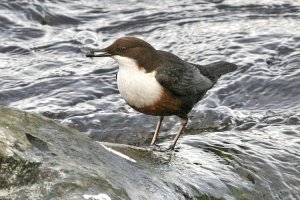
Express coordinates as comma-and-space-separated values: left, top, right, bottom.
2, 106, 298, 200
0, 106, 228, 200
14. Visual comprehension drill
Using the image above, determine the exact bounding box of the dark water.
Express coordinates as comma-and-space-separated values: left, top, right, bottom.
0, 0, 300, 199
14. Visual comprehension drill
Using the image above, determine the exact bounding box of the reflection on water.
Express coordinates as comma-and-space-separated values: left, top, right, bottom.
0, 0, 299, 199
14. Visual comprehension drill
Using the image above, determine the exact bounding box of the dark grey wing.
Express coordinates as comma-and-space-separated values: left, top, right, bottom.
155, 61, 213, 96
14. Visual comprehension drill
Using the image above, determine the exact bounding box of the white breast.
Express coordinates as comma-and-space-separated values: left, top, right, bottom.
114, 56, 162, 108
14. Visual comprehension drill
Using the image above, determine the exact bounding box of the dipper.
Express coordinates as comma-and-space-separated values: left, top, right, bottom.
86, 37, 237, 150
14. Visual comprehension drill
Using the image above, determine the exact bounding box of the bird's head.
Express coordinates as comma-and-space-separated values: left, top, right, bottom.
87, 37, 158, 72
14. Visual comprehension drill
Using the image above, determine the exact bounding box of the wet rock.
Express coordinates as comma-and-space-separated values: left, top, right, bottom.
1, 106, 299, 200
286, 115, 300, 125
234, 121, 256, 131
0, 106, 232, 199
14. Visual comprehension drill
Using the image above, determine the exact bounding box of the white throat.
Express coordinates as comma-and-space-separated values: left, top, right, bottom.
113, 55, 162, 108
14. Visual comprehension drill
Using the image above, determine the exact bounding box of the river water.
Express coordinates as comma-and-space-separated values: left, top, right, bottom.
0, 0, 299, 199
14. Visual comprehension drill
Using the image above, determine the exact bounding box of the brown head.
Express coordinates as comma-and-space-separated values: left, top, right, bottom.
86, 37, 159, 72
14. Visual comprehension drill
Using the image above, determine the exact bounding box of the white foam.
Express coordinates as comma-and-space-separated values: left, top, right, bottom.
83, 193, 111, 200
100, 143, 136, 163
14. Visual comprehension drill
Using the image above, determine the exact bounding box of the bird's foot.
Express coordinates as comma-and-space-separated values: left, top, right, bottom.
149, 144, 164, 152
148, 144, 180, 153
166, 145, 180, 152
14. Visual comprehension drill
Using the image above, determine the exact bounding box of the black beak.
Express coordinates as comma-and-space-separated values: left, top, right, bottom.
86, 48, 112, 58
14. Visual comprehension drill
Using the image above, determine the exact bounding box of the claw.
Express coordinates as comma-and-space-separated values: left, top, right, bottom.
149, 144, 163, 151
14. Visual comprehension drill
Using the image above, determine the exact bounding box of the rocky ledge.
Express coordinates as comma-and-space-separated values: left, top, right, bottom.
0, 106, 229, 200
1, 106, 299, 200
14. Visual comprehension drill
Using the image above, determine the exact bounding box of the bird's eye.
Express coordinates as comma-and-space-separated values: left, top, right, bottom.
118, 46, 127, 51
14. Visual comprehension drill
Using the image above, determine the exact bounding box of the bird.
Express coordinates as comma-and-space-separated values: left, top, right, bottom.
86, 36, 237, 150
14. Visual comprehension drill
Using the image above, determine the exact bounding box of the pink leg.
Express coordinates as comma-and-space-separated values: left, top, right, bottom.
169, 117, 188, 150
150, 116, 164, 145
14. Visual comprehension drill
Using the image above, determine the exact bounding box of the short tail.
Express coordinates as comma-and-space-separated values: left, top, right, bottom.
195, 61, 237, 83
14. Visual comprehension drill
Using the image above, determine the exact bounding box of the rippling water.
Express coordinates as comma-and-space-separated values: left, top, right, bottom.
0, 0, 300, 199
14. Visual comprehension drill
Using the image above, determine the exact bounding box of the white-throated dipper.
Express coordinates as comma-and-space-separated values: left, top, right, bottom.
86, 37, 237, 150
